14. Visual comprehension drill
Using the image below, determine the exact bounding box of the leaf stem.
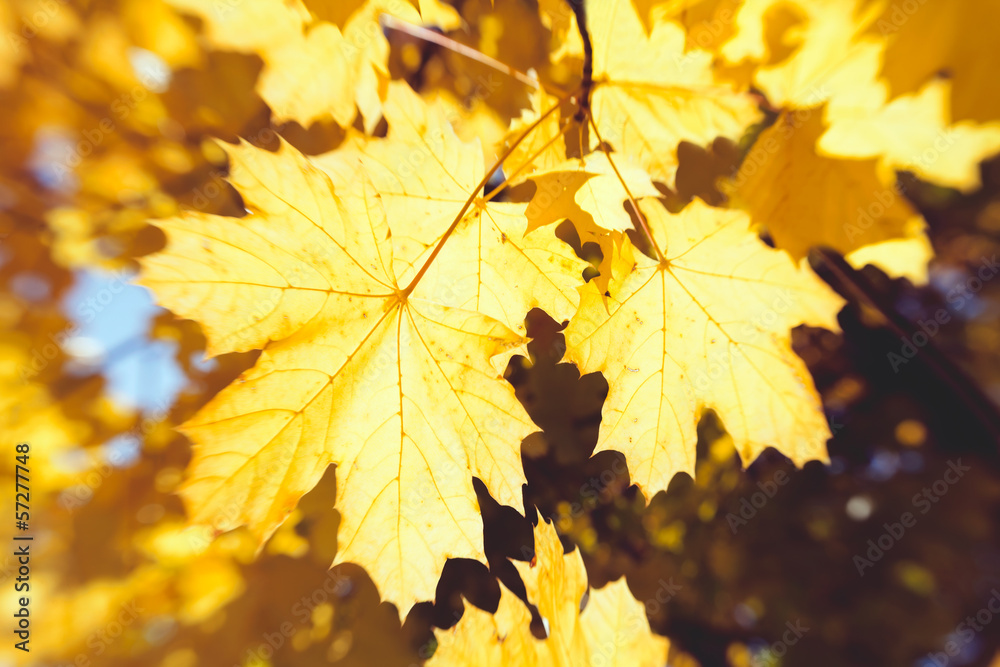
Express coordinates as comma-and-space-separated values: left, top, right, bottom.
401, 89, 578, 298
587, 115, 667, 263
567, 0, 593, 121
381, 14, 545, 92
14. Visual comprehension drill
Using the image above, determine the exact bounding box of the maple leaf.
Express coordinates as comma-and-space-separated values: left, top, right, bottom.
525, 152, 659, 236
11, 0, 1000, 665
563, 197, 843, 491
719, 0, 885, 114
728, 107, 925, 262
429, 518, 669, 666
819, 79, 1000, 193
166, 0, 458, 130
585, 0, 762, 187
843, 233, 934, 286
717, 1, 925, 268
693, 0, 934, 268
714, 0, 1000, 193
503, 88, 572, 184
709, 0, 997, 274
876, 0, 1000, 124
538, 0, 585, 61
139, 138, 543, 609
313, 82, 589, 332
522, 150, 659, 298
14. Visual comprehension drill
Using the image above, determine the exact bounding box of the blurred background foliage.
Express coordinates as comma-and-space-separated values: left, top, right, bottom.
1, 0, 999, 666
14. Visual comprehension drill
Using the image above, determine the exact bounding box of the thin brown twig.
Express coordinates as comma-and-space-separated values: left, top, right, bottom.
380, 14, 541, 90
566, 1, 593, 121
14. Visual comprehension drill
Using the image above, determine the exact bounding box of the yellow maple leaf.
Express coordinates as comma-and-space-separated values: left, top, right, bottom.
704, 0, 934, 273
711, 0, 997, 277
586, 0, 762, 186
430, 518, 669, 666
526, 152, 659, 235
729, 108, 924, 261
538, 0, 585, 61
165, 0, 456, 130
844, 226, 934, 285
12, 0, 997, 663
877, 0, 1000, 124
522, 149, 660, 298
819, 79, 1000, 192
563, 198, 842, 491
630, 0, 745, 57
581, 577, 673, 667
718, 0, 1000, 191
503, 88, 571, 184
313, 82, 589, 332
720, 0, 885, 114
139, 139, 546, 609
